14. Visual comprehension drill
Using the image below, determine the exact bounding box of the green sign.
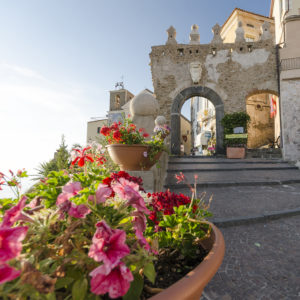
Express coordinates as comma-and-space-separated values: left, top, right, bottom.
225, 134, 248, 139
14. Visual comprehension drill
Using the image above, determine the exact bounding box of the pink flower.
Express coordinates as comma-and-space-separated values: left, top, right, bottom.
135, 229, 151, 251
56, 182, 90, 219
0, 226, 28, 262
95, 184, 112, 204
175, 172, 185, 183
112, 179, 149, 214
0, 263, 20, 284
123, 185, 150, 214
1, 196, 27, 227
89, 221, 130, 274
68, 204, 91, 219
112, 178, 139, 200
90, 262, 133, 298
62, 181, 82, 195
131, 211, 146, 233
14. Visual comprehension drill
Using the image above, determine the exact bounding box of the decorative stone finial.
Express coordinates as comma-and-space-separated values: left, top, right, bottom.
235, 21, 245, 42
189, 24, 200, 45
166, 26, 177, 45
211, 23, 223, 44
260, 21, 272, 40
155, 116, 167, 126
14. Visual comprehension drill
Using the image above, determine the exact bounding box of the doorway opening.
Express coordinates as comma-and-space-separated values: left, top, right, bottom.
180, 97, 216, 156
246, 92, 281, 149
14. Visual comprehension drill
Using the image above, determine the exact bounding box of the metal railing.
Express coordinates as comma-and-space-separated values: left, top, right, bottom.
281, 57, 300, 70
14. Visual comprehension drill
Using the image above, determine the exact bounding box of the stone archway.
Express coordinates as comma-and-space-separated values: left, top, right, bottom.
171, 86, 224, 155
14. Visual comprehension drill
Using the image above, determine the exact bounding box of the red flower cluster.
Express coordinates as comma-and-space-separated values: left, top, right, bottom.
102, 171, 145, 198
148, 190, 191, 224
99, 119, 149, 145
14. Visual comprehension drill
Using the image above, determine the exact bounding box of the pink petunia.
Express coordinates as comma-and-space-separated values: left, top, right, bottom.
112, 179, 149, 214
0, 226, 28, 263
0, 263, 21, 284
111, 178, 139, 200
131, 211, 146, 233
123, 185, 150, 214
95, 184, 112, 204
90, 262, 133, 298
1, 196, 27, 227
88, 221, 130, 274
68, 204, 91, 219
135, 229, 151, 251
56, 182, 90, 219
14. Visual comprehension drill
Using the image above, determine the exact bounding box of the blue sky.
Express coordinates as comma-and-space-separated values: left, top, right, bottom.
0, 0, 271, 196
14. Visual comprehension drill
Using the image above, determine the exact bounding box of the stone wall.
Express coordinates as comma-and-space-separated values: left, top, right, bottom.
150, 40, 278, 124
246, 93, 275, 149
280, 79, 300, 161
149, 39, 278, 154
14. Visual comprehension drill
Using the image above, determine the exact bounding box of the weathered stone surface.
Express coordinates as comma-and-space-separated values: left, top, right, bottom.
280, 79, 300, 162
149, 40, 278, 154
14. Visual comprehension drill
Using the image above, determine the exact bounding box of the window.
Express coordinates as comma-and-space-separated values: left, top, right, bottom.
97, 127, 101, 133
115, 95, 120, 109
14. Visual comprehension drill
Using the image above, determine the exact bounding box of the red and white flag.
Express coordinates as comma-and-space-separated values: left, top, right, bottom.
270, 97, 276, 118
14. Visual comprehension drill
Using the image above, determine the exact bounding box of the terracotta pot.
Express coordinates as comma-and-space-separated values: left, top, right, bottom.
149, 222, 225, 300
226, 147, 246, 159
106, 144, 162, 171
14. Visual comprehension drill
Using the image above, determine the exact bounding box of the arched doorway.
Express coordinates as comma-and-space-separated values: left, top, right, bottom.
171, 86, 224, 155
246, 90, 281, 149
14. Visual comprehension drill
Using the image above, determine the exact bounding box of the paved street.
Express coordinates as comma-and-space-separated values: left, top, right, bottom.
166, 157, 300, 300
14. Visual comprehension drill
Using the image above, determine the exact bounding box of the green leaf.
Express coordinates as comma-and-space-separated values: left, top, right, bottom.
72, 278, 88, 300
144, 262, 156, 284
123, 273, 144, 300
45, 292, 56, 300
55, 277, 74, 289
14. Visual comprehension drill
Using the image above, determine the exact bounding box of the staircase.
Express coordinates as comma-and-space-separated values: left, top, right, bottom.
246, 148, 282, 159
164, 156, 300, 222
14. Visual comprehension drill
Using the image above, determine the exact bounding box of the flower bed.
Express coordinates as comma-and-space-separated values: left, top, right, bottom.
0, 147, 213, 300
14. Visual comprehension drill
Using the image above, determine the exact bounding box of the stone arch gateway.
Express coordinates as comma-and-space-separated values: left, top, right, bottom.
149, 26, 278, 156
171, 86, 224, 155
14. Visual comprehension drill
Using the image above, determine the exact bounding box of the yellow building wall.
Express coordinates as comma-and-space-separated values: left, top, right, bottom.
180, 115, 191, 155
221, 9, 275, 43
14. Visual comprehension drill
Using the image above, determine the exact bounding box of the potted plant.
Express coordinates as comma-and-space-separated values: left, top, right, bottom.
100, 118, 168, 171
0, 150, 224, 300
221, 112, 250, 159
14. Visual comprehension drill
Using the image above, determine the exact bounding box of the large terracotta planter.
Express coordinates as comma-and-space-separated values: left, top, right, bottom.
106, 144, 162, 171
226, 147, 246, 159
149, 222, 225, 300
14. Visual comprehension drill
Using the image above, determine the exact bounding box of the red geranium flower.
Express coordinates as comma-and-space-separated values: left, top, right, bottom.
71, 147, 94, 167
100, 126, 110, 136
112, 131, 122, 142
143, 133, 149, 138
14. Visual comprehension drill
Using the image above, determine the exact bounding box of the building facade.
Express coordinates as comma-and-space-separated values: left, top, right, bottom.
270, 0, 300, 161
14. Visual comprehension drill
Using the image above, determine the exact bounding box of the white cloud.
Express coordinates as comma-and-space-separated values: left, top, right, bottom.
0, 63, 104, 198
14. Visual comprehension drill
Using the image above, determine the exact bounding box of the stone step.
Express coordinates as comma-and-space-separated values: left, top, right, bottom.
168, 157, 284, 164
167, 163, 295, 171
165, 168, 300, 186
246, 148, 282, 159
167, 184, 300, 220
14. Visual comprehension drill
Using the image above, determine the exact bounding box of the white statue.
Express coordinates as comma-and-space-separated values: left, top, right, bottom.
166, 26, 177, 45
235, 21, 245, 42
260, 21, 272, 40
189, 24, 200, 45
189, 62, 202, 84
211, 23, 223, 44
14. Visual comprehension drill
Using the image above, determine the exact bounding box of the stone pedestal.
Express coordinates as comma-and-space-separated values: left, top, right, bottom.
127, 170, 155, 192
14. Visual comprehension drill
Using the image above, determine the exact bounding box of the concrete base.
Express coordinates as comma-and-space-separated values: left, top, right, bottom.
127, 170, 154, 192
